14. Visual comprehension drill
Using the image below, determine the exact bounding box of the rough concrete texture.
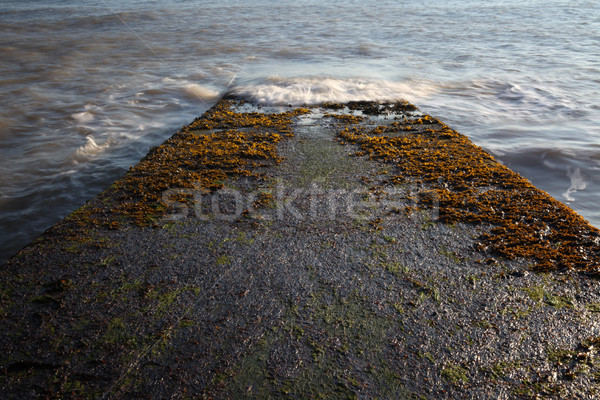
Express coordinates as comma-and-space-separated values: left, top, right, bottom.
2, 98, 600, 399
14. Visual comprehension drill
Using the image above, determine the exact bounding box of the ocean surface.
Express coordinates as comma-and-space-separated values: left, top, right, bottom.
1, 0, 599, 264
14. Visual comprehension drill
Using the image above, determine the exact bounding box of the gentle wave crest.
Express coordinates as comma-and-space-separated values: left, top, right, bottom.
230, 76, 439, 105
564, 167, 588, 202
182, 83, 220, 101
71, 110, 94, 123
72, 136, 112, 163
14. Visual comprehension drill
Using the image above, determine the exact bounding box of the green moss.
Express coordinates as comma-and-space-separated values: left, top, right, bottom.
382, 262, 405, 278
586, 303, 600, 313
220, 335, 275, 397
522, 285, 545, 303
472, 319, 493, 329
547, 347, 576, 364
413, 283, 440, 304
512, 380, 566, 398
465, 274, 479, 287
117, 277, 144, 294
393, 302, 404, 314
382, 235, 397, 243
418, 352, 436, 364
161, 221, 179, 233
543, 292, 573, 309
61, 379, 87, 398
155, 289, 183, 316
439, 246, 462, 264
287, 324, 305, 340
149, 329, 173, 358
483, 360, 520, 379
220, 278, 414, 398
501, 304, 533, 319
178, 318, 195, 328
100, 255, 116, 267
522, 285, 573, 309
102, 317, 138, 348
441, 363, 469, 384
216, 255, 231, 266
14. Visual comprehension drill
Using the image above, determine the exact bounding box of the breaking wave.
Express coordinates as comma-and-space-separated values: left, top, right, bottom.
72, 136, 112, 163
563, 167, 588, 202
229, 76, 439, 106
182, 83, 220, 101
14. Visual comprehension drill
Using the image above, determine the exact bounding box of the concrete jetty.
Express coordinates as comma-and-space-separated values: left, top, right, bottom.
2, 98, 600, 398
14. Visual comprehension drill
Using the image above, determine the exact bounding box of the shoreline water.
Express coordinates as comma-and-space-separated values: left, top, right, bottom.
1, 0, 599, 264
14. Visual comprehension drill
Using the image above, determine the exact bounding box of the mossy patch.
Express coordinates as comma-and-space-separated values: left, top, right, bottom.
482, 360, 521, 379
221, 283, 415, 398
441, 363, 470, 384
522, 285, 573, 309
585, 303, 600, 313
216, 255, 231, 266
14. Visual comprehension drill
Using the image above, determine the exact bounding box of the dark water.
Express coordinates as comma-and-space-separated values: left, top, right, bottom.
1, 0, 599, 264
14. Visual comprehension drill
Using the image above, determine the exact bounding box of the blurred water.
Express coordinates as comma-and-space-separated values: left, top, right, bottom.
1, 0, 599, 263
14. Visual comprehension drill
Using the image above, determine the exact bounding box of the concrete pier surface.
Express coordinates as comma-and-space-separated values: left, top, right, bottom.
2, 98, 600, 399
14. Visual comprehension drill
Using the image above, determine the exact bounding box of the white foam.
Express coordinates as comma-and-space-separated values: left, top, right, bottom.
72, 136, 111, 163
563, 167, 587, 202
71, 110, 94, 123
230, 76, 438, 106
182, 83, 220, 101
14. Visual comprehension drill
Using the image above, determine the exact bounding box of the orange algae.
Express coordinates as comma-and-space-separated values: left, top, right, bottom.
187, 101, 310, 135
337, 103, 600, 274
87, 100, 309, 226
323, 113, 366, 124
253, 192, 275, 209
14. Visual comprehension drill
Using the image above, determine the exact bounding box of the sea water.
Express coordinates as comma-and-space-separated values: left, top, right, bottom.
1, 0, 599, 263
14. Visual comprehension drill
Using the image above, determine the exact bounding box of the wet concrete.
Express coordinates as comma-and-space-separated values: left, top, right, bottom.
2, 99, 600, 399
